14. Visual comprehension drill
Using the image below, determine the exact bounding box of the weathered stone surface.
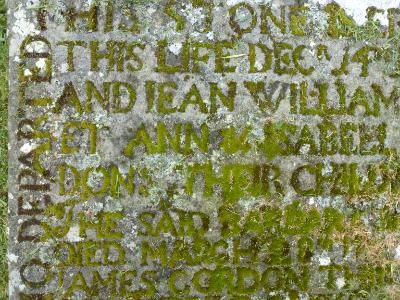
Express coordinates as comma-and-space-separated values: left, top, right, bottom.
7, 0, 400, 298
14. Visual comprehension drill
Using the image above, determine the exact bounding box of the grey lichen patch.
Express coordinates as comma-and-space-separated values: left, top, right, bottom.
304, 1, 329, 38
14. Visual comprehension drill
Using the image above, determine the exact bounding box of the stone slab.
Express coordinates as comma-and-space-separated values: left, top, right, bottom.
7, 0, 400, 298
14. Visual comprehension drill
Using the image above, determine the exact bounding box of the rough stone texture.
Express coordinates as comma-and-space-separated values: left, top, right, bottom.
7, 0, 400, 299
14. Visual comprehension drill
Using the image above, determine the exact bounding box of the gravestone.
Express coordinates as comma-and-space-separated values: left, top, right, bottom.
7, 0, 400, 298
